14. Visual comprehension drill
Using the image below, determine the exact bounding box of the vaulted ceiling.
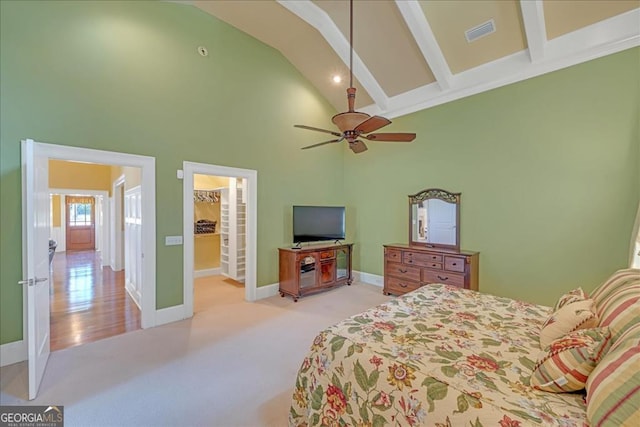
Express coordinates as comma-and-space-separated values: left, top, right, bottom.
190, 0, 640, 119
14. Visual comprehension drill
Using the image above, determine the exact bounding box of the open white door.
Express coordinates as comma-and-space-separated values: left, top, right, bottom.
21, 139, 51, 400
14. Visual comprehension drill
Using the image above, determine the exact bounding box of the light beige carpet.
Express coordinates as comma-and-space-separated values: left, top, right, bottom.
0, 277, 391, 427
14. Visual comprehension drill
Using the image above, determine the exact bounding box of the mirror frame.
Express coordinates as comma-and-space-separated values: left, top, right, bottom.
408, 188, 461, 251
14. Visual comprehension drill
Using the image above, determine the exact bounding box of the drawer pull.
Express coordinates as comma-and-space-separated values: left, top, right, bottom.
407, 260, 413, 264
400, 283, 407, 288
437, 275, 449, 281
399, 269, 407, 273
452, 262, 457, 266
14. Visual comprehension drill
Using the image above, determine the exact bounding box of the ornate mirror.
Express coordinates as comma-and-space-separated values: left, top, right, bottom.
409, 188, 460, 250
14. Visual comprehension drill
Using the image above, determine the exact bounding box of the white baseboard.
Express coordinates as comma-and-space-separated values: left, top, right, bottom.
0, 340, 26, 367
125, 281, 142, 310
155, 304, 188, 327
195, 268, 221, 278
354, 270, 383, 287
256, 283, 279, 300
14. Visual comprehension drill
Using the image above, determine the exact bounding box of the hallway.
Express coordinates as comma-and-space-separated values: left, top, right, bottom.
50, 250, 141, 351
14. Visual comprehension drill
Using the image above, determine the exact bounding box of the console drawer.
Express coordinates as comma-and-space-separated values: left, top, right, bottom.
385, 262, 421, 281
423, 269, 465, 287
385, 276, 423, 295
444, 256, 465, 272
320, 250, 335, 260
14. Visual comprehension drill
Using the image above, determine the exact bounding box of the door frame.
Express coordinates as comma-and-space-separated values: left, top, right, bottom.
112, 175, 126, 271
182, 162, 258, 317
23, 141, 157, 332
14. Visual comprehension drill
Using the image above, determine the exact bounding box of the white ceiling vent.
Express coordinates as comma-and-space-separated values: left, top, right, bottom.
465, 19, 496, 43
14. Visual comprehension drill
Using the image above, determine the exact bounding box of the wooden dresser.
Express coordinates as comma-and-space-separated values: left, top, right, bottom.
383, 244, 478, 295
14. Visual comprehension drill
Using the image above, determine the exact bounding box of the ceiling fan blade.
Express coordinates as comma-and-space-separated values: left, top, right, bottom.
354, 116, 391, 134
294, 125, 342, 137
364, 132, 416, 142
301, 138, 343, 150
349, 140, 368, 154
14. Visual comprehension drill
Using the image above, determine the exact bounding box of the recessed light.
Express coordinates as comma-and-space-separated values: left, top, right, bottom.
332, 75, 342, 84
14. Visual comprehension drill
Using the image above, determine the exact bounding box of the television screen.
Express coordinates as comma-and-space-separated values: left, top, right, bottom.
293, 206, 345, 243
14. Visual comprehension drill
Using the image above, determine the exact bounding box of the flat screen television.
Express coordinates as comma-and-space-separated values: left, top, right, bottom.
293, 205, 345, 244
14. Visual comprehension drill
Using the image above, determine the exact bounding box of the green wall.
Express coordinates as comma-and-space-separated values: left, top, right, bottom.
0, 0, 342, 344
345, 48, 640, 306
1, 1, 638, 346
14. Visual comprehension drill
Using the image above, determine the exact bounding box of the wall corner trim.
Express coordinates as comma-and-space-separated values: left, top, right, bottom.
256, 283, 279, 300
0, 340, 27, 367
354, 270, 384, 287
155, 305, 189, 327
194, 268, 222, 278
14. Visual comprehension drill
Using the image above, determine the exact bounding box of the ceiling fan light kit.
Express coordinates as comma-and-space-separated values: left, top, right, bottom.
294, 0, 416, 154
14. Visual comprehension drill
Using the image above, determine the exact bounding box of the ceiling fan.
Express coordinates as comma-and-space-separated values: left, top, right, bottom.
295, 0, 416, 154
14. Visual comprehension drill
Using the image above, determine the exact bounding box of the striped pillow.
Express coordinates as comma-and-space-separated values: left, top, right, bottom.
539, 299, 598, 349
586, 323, 640, 427
552, 287, 587, 312
598, 293, 640, 344
590, 269, 640, 310
531, 327, 612, 392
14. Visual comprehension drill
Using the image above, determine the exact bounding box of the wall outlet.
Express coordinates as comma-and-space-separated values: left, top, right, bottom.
165, 235, 183, 246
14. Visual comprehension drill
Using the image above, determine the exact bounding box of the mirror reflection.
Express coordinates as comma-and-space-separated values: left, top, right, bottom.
409, 189, 460, 250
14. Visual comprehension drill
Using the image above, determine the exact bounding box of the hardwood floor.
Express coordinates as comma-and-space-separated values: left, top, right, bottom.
50, 250, 141, 352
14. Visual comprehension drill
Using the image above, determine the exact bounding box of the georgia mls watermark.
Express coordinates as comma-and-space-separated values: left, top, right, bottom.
0, 406, 63, 427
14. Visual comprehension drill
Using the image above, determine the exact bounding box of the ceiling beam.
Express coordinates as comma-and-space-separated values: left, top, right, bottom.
394, 0, 453, 91
543, 8, 640, 62
520, 0, 547, 63
277, 0, 389, 111
364, 7, 639, 119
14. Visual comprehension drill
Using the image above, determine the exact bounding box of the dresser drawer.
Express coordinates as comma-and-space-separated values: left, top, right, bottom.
444, 256, 465, 272
403, 251, 442, 267
385, 248, 402, 262
385, 261, 421, 281
423, 269, 465, 287
386, 276, 423, 295
423, 262, 442, 270
320, 250, 335, 260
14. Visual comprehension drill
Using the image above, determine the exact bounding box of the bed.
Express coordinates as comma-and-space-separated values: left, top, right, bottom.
289, 269, 640, 426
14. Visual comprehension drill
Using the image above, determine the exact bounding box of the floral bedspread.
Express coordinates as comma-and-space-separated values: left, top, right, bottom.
289, 284, 587, 426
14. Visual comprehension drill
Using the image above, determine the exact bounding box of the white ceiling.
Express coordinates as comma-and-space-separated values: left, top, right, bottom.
184, 0, 640, 119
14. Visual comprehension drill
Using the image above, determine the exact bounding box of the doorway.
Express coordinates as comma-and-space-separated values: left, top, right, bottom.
182, 162, 257, 318
48, 173, 141, 351
24, 141, 157, 348
22, 140, 156, 399
191, 175, 245, 313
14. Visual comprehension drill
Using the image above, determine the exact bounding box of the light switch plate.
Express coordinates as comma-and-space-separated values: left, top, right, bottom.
165, 235, 183, 246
